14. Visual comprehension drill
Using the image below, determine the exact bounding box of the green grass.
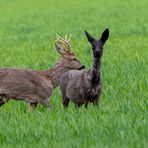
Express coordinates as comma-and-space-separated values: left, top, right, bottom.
0, 0, 147, 147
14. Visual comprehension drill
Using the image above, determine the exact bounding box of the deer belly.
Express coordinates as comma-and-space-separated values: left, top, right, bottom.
66, 89, 85, 105
72, 99, 85, 106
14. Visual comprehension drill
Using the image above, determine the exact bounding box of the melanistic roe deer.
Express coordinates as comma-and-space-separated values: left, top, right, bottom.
60, 29, 109, 108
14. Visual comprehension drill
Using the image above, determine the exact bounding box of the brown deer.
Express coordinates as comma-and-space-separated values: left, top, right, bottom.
0, 35, 85, 111
60, 29, 109, 108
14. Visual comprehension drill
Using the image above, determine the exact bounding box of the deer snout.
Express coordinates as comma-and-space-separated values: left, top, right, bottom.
80, 65, 85, 70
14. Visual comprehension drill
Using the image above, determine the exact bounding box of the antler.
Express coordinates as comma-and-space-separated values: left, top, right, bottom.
55, 34, 71, 51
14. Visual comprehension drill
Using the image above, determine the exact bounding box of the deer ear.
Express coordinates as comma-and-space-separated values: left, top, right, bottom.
55, 42, 65, 54
100, 28, 109, 43
85, 31, 95, 43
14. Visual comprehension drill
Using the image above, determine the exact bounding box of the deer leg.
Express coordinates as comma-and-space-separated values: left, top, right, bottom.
93, 91, 101, 108
0, 98, 4, 106
93, 99, 99, 108
61, 90, 70, 108
75, 104, 82, 108
29, 102, 38, 112
0, 97, 9, 107
63, 97, 70, 108
84, 101, 88, 109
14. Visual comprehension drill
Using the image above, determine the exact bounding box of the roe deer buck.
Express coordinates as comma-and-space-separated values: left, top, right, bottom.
0, 35, 85, 111
60, 29, 109, 108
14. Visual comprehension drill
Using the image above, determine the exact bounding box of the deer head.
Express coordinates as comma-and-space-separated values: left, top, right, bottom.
55, 34, 85, 70
85, 28, 109, 58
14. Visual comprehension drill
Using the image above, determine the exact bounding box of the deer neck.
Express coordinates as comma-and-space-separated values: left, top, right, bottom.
44, 62, 69, 88
91, 57, 101, 85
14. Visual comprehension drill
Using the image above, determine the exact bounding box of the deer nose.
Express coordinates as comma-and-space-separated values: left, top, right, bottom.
80, 65, 85, 69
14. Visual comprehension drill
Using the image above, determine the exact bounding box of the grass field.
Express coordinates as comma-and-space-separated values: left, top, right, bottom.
0, 0, 148, 147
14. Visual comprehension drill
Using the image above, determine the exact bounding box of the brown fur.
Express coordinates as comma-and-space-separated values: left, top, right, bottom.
0, 35, 85, 111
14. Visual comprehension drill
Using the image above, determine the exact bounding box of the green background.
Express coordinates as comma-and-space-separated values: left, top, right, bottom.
0, 0, 147, 147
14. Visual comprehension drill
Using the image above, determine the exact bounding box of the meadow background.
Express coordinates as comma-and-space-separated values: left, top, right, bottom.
0, 0, 147, 147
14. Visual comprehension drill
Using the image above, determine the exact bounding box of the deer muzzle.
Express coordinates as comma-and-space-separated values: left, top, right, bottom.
79, 65, 85, 70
